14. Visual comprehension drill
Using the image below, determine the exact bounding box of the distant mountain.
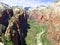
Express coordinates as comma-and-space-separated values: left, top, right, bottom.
24, 7, 31, 11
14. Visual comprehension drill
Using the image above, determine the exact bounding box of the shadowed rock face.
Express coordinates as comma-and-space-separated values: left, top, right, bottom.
11, 12, 28, 45
0, 9, 13, 34
0, 2, 13, 26
6, 6, 30, 45
0, 9, 13, 24
0, 3, 14, 45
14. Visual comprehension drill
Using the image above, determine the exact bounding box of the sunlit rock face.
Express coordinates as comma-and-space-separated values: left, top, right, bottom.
28, 6, 51, 24
28, 1, 60, 25
46, 1, 60, 45
12, 6, 23, 16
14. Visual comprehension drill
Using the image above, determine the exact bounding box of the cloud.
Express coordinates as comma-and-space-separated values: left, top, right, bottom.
0, 0, 55, 7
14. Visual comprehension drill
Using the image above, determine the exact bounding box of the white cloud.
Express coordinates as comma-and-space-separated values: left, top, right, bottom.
0, 0, 54, 7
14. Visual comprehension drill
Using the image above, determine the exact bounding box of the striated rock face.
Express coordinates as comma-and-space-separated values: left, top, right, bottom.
46, 1, 60, 45
28, 6, 51, 24
28, 1, 60, 24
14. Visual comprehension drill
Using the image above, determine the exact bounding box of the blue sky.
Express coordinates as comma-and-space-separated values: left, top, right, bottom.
0, 0, 56, 7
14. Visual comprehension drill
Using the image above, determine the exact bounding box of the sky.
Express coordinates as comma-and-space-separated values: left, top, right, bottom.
0, 0, 56, 7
